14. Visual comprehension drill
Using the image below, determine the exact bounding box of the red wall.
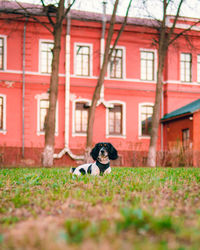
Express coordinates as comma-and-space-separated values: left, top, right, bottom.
1, 12, 200, 166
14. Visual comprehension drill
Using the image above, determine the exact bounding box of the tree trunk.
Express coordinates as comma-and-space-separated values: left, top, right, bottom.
85, 0, 119, 162
42, 1, 64, 167
147, 43, 167, 167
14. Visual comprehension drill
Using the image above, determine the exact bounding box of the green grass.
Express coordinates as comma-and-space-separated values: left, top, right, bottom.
0, 167, 200, 249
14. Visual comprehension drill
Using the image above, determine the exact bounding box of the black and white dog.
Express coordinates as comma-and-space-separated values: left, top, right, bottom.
70, 142, 118, 176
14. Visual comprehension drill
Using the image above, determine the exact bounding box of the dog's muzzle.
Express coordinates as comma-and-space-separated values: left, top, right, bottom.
100, 147, 107, 157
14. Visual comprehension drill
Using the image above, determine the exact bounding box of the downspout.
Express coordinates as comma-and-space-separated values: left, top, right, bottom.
22, 17, 28, 158
54, 13, 84, 160
99, 1, 107, 102
54, 2, 108, 161
161, 84, 164, 153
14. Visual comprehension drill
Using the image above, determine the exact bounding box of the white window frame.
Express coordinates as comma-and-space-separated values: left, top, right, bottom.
39, 39, 54, 74
0, 94, 6, 134
180, 52, 192, 83
106, 100, 126, 138
138, 102, 154, 139
0, 35, 7, 71
72, 98, 91, 137
74, 43, 93, 77
140, 48, 157, 82
197, 55, 200, 83
108, 46, 126, 79
35, 93, 58, 136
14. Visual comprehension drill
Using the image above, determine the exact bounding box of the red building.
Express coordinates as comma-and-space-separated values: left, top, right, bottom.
1, 2, 200, 166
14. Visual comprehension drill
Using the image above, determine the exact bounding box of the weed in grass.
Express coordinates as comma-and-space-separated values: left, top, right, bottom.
64, 219, 89, 244
0, 216, 19, 226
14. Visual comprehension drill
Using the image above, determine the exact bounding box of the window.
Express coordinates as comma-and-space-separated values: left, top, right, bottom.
182, 128, 190, 150
108, 104, 122, 135
0, 94, 6, 133
110, 48, 123, 78
39, 99, 49, 132
0, 96, 4, 129
197, 55, 200, 83
140, 51, 155, 81
139, 103, 153, 137
0, 37, 4, 70
40, 41, 53, 73
36, 93, 58, 135
180, 53, 192, 82
75, 102, 88, 133
75, 45, 91, 76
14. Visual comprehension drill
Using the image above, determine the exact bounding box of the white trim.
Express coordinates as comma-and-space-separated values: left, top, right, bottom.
74, 42, 93, 77
138, 102, 154, 139
72, 98, 91, 137
35, 93, 58, 136
0, 35, 7, 71
180, 52, 192, 83
0, 94, 6, 134
197, 54, 200, 84
108, 46, 126, 80
39, 39, 54, 74
140, 48, 157, 82
106, 100, 126, 138
166, 16, 200, 31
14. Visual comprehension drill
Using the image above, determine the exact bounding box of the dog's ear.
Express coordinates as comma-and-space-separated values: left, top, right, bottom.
108, 143, 118, 160
90, 143, 100, 160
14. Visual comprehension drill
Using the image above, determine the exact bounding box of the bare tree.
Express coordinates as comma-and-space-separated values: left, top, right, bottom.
85, 0, 132, 161
14, 0, 75, 166
146, 0, 200, 166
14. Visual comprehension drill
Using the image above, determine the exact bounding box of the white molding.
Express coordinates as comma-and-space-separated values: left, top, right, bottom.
138, 102, 153, 139
35, 93, 58, 136
166, 16, 200, 31
105, 100, 126, 138
72, 98, 91, 137
74, 42, 93, 77
0, 93, 6, 134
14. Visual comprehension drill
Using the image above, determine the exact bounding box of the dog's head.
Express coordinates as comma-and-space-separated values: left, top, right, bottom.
90, 142, 118, 162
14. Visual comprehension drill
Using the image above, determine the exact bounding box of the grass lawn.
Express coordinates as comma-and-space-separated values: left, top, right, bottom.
0, 167, 200, 250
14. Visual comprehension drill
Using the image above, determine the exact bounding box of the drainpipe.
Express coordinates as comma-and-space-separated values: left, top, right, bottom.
99, 1, 107, 101
54, 12, 84, 160
161, 86, 164, 153
22, 17, 28, 158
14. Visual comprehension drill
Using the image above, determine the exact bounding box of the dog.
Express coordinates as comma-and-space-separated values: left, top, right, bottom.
70, 142, 118, 176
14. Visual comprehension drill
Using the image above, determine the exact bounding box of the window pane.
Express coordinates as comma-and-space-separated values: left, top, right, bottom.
40, 99, 49, 131
110, 48, 123, 79
141, 105, 153, 136
41, 42, 53, 73
0, 96, 3, 129
140, 51, 154, 80
75, 102, 88, 133
180, 53, 191, 82
109, 105, 122, 135
76, 45, 90, 76
0, 38, 4, 70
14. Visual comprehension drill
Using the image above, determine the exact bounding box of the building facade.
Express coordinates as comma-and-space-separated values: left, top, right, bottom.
1, 2, 200, 166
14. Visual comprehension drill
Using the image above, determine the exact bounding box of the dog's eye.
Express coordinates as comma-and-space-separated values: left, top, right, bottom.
100, 144, 103, 147
104, 144, 107, 147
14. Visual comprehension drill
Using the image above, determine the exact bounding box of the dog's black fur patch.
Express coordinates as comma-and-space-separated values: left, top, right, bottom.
79, 168, 86, 175
87, 164, 92, 174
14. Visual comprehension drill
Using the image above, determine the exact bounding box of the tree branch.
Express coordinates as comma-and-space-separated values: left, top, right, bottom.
168, 19, 200, 46
40, 0, 55, 28
167, 0, 184, 41
15, 1, 53, 34
109, 0, 133, 60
